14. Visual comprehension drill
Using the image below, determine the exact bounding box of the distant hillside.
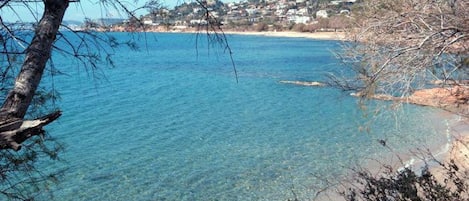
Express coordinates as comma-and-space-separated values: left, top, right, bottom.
63, 20, 83, 26
94, 18, 126, 26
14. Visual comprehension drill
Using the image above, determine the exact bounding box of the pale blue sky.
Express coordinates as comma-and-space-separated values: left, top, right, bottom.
2, 0, 231, 22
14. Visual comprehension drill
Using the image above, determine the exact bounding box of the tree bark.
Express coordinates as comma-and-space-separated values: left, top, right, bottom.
0, 0, 69, 150
0, 111, 61, 150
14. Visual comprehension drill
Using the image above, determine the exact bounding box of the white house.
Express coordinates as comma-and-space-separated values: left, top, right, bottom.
286, 9, 297, 16
297, 7, 308, 16
190, 19, 208, 25
193, 7, 202, 13
316, 10, 328, 18
330, 0, 342, 5
288, 15, 311, 24
245, 8, 258, 16
143, 20, 153, 25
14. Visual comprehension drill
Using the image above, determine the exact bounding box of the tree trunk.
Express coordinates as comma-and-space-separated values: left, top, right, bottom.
0, 0, 69, 150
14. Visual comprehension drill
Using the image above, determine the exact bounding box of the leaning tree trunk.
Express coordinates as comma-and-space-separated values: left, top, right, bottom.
0, 0, 69, 150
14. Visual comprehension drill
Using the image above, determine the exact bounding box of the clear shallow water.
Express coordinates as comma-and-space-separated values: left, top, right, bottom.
38, 33, 447, 200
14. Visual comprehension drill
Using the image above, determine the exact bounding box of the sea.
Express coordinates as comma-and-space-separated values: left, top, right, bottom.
36, 32, 453, 200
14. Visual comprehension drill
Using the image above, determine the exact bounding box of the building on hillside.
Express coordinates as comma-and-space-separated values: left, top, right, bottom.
190, 19, 208, 25
142, 16, 153, 25
316, 10, 328, 18
245, 8, 258, 16
286, 9, 297, 15
330, 0, 342, 5
297, 7, 308, 15
288, 15, 311, 24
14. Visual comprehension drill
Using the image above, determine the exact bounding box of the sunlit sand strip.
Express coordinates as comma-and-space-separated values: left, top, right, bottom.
223, 31, 347, 41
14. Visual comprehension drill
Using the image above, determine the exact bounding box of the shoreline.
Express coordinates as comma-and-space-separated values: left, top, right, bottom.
440, 114, 469, 169
161, 30, 466, 193
222, 31, 347, 40
108, 29, 467, 197
407, 112, 469, 188
313, 110, 468, 201
283, 80, 468, 175
106, 27, 348, 41
405, 111, 468, 171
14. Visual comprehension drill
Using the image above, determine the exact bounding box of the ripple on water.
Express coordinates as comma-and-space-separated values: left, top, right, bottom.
41, 33, 449, 201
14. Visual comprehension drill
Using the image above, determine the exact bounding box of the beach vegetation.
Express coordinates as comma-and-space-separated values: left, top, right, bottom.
343, 164, 469, 200
332, 0, 468, 116
291, 23, 307, 32
329, 0, 469, 200
254, 22, 269, 32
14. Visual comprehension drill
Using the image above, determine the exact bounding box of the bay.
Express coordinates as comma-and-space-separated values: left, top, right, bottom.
39, 33, 447, 200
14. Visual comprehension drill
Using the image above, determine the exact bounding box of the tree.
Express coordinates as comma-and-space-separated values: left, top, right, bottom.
0, 1, 232, 199
254, 22, 269, 32
327, 0, 469, 199
343, 162, 467, 200
332, 0, 468, 116
0, 0, 152, 199
0, 0, 68, 150
0, 0, 162, 149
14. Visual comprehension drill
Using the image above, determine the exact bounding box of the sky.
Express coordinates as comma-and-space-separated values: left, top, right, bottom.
1, 0, 222, 22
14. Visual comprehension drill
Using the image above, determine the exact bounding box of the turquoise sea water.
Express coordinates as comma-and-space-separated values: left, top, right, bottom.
40, 33, 448, 200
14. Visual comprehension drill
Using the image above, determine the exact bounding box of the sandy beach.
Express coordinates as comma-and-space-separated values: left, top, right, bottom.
228, 30, 469, 175
109, 25, 349, 41
223, 31, 347, 40
252, 33, 468, 199
444, 116, 469, 168
232, 30, 469, 201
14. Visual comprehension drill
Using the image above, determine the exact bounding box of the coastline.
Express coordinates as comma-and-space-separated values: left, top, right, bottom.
222, 31, 347, 40
441, 114, 469, 171
416, 112, 469, 187
107, 26, 348, 41
281, 80, 468, 178
177, 29, 467, 188
348, 85, 469, 178
173, 28, 466, 199
409, 111, 468, 171
109, 28, 467, 197
311, 110, 469, 200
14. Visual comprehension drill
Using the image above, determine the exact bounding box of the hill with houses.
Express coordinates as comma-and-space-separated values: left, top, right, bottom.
85, 0, 359, 32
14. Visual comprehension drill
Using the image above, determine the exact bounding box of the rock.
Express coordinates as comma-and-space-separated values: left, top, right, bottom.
279, 80, 325, 87
351, 86, 469, 117
408, 86, 468, 106
409, 86, 468, 116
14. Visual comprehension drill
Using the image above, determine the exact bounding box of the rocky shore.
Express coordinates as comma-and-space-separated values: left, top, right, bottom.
351, 85, 469, 117
281, 79, 468, 117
